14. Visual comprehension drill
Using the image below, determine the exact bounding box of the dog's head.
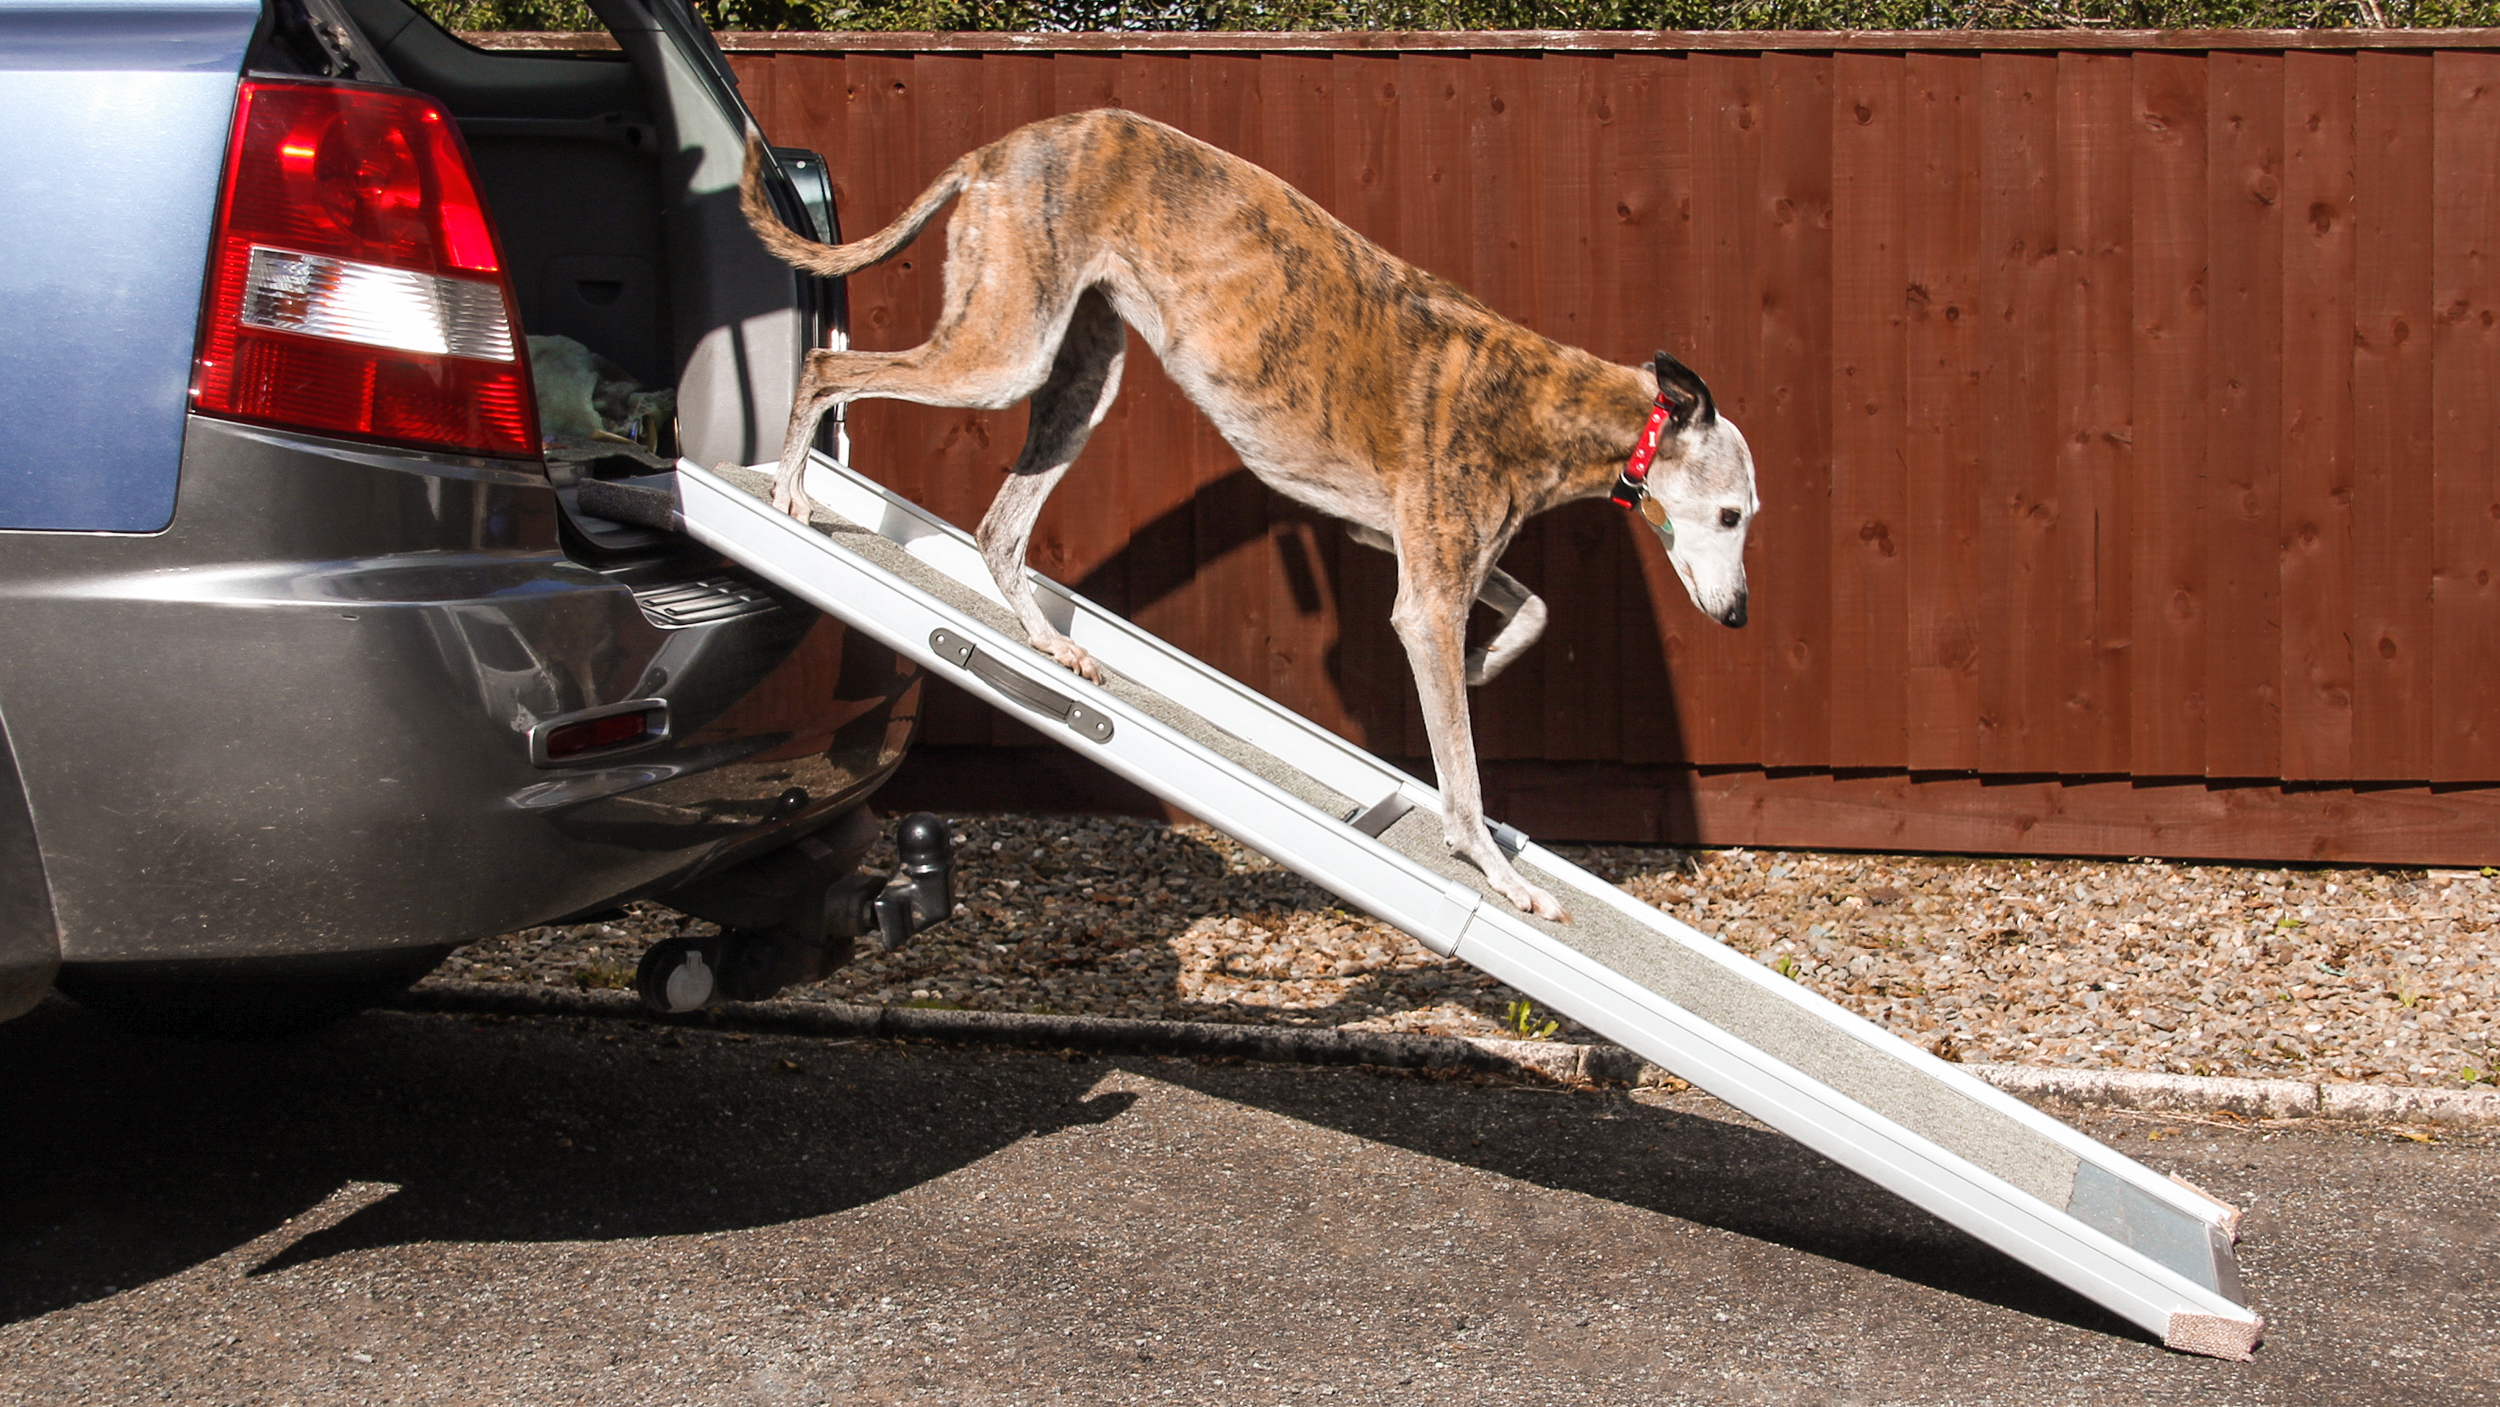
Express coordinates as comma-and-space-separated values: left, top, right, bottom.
1641, 351, 1754, 629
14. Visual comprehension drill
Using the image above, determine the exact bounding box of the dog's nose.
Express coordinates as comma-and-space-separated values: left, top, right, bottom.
1720, 594, 1747, 629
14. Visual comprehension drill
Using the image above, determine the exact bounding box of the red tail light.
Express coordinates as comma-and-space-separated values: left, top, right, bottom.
193, 79, 539, 460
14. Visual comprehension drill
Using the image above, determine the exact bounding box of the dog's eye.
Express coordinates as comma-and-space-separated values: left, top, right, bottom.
1719, 508, 1743, 529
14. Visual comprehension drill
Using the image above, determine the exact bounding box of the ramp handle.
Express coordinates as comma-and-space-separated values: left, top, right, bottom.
930, 628, 1115, 743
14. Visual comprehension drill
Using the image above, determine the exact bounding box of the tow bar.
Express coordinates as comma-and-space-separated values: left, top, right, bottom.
634, 812, 954, 1014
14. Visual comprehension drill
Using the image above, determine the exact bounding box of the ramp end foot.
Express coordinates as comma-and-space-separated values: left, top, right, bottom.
2164, 1311, 2263, 1362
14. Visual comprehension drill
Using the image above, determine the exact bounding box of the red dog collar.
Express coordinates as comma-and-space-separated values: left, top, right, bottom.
1611, 395, 1675, 526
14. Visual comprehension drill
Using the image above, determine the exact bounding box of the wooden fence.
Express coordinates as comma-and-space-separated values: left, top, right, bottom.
710, 30, 2500, 863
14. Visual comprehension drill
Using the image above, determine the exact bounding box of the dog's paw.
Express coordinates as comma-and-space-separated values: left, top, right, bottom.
1505, 881, 1570, 924
771, 486, 817, 522
1447, 837, 1573, 923
1038, 636, 1103, 684
765, 469, 816, 521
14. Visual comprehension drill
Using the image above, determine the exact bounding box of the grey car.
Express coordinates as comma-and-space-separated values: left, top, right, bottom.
0, 0, 941, 1029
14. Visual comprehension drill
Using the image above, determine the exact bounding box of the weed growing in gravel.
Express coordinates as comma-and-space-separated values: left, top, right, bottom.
571, 962, 633, 990
1503, 999, 1559, 1041
2463, 1046, 2497, 1084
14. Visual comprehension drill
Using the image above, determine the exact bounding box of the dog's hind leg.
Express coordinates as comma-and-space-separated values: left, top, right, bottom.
1384, 523, 1567, 922
768, 322, 1065, 522
975, 288, 1127, 683
766, 195, 1090, 520
767, 361, 848, 518
1345, 524, 1548, 687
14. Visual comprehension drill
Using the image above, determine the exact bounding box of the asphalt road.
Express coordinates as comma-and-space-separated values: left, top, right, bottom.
2, 1000, 2493, 1405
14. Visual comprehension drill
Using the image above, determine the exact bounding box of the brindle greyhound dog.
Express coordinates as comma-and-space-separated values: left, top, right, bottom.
739, 109, 1755, 920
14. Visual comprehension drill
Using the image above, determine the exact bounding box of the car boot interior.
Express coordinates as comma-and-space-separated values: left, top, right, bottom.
271, 0, 808, 471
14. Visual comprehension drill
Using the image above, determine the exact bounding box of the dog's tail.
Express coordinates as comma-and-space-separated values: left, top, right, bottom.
739, 129, 970, 279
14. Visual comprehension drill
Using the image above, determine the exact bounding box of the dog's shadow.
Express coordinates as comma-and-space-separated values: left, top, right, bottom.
1070, 465, 1700, 838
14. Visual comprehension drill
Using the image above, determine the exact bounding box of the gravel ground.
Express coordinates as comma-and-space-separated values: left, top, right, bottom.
434, 813, 2500, 1089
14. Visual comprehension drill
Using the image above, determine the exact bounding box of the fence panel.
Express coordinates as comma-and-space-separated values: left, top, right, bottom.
2350, 49, 2436, 783
1901, 50, 1986, 775
2430, 52, 2500, 783
2279, 48, 2356, 783
2057, 51, 2134, 775
2125, 49, 2212, 781
1829, 50, 1909, 772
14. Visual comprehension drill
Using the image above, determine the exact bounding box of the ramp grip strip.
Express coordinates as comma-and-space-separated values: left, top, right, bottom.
930, 628, 1114, 743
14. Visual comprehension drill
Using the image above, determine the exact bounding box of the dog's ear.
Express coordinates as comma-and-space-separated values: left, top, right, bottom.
1653, 351, 1717, 430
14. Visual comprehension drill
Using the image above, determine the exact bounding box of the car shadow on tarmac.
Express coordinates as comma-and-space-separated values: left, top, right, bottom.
3, 999, 2138, 1349
0, 1001, 1130, 1324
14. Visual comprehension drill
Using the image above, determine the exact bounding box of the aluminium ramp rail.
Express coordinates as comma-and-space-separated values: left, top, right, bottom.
672, 453, 2265, 1360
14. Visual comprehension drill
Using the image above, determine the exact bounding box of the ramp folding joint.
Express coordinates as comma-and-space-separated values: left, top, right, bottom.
1490, 820, 1529, 857
1345, 791, 1414, 839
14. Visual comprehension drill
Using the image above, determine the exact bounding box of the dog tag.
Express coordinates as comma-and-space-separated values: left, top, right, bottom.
1640, 495, 1670, 529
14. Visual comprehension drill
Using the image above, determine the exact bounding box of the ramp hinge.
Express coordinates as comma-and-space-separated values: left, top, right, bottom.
1345, 791, 1414, 839
929, 628, 1114, 743
1421, 880, 1480, 959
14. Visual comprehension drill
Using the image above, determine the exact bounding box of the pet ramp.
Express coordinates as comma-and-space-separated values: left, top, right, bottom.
655, 453, 2264, 1360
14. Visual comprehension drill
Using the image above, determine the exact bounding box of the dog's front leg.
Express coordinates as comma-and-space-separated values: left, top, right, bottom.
976, 465, 1099, 682
1464, 566, 1547, 686
1390, 559, 1568, 922
1346, 525, 1547, 686
971, 290, 1126, 684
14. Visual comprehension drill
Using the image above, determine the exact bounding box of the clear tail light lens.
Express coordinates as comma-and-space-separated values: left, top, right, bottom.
239, 247, 516, 360
193, 79, 538, 460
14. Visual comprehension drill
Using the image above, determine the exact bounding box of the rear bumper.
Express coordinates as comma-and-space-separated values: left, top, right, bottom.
0, 416, 919, 965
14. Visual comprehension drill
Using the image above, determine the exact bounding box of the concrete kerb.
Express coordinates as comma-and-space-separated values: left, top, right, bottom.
390, 980, 2500, 1127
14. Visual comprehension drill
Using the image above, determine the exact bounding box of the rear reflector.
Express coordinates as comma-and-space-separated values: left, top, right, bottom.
542, 708, 664, 762
193, 79, 538, 460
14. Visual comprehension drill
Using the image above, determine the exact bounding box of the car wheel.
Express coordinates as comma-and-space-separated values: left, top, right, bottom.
52, 945, 455, 1037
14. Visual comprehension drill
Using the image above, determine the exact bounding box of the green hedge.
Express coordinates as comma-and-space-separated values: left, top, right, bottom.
412, 0, 2497, 30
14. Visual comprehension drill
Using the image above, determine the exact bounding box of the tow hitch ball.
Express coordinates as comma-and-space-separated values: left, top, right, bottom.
870, 813, 954, 950
635, 813, 954, 1015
